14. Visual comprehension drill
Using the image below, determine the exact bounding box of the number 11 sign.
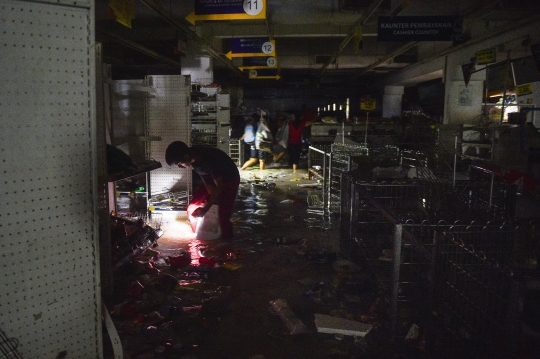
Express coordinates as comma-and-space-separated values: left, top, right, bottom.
186, 0, 266, 25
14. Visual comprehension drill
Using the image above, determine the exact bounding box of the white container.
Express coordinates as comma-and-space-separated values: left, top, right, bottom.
195, 205, 221, 240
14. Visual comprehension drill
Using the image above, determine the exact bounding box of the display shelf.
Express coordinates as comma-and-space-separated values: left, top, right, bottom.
107, 158, 162, 182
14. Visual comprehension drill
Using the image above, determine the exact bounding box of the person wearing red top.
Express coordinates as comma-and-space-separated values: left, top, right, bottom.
287, 113, 315, 171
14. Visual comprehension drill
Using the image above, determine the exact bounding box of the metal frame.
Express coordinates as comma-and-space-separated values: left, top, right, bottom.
0, 0, 102, 357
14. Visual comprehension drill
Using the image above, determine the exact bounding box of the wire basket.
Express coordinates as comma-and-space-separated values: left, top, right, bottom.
307, 190, 324, 208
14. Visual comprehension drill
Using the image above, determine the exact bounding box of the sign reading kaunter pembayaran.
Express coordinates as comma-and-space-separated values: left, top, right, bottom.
378, 16, 462, 41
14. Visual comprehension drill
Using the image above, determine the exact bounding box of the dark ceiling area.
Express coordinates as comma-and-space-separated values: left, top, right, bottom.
95, 0, 540, 90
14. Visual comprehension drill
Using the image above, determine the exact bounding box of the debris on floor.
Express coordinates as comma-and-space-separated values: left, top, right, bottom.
103, 168, 434, 359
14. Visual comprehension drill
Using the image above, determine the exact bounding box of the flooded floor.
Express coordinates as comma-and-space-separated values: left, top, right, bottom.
105, 164, 413, 359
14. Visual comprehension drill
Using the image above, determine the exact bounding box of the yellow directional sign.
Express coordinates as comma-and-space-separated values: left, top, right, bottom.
186, 0, 266, 25
225, 40, 276, 59
360, 97, 376, 111
109, 0, 135, 29
249, 75, 281, 80
248, 69, 280, 80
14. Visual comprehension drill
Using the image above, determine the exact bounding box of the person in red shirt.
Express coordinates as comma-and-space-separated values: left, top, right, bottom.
287, 112, 315, 171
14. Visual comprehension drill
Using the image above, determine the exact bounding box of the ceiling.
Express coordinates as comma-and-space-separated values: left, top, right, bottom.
95, 0, 540, 89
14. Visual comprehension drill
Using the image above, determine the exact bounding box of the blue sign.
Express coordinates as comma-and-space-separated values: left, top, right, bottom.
195, 0, 245, 15
231, 37, 270, 54
242, 56, 273, 66
378, 16, 462, 41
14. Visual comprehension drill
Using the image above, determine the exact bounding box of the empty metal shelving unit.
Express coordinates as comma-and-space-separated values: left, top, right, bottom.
228, 139, 244, 167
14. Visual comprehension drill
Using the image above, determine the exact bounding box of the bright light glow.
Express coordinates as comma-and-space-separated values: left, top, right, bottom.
158, 217, 196, 242
327, 104, 330, 111
346, 98, 350, 119
333, 103, 336, 111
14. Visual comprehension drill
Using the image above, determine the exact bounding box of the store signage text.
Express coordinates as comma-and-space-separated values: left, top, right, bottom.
248, 68, 280, 80
238, 56, 277, 70
360, 98, 376, 111
226, 38, 275, 59
377, 16, 462, 41
516, 83, 533, 97
475, 48, 496, 65
186, 0, 266, 25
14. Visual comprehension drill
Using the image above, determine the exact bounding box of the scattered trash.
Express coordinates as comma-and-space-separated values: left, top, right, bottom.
252, 182, 276, 189
269, 298, 308, 335
168, 252, 191, 269
306, 250, 337, 264
314, 314, 372, 337
378, 249, 393, 262
275, 237, 302, 245
198, 257, 217, 267
222, 262, 242, 270
405, 323, 420, 340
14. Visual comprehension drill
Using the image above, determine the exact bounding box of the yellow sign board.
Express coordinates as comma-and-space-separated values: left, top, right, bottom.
360, 98, 376, 111
109, 0, 135, 29
475, 48, 496, 65
248, 69, 280, 80
516, 83, 533, 96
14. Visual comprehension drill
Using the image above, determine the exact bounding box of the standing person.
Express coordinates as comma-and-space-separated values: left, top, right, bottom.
272, 112, 288, 163
300, 104, 317, 146
241, 113, 272, 170
165, 141, 240, 240
287, 113, 315, 171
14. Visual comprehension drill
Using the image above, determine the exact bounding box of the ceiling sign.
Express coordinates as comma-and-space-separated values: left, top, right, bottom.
475, 48, 496, 65
516, 83, 533, 97
377, 16, 462, 41
186, 0, 266, 25
108, 0, 135, 29
248, 69, 280, 80
226, 38, 275, 59
360, 98, 376, 111
238, 56, 277, 70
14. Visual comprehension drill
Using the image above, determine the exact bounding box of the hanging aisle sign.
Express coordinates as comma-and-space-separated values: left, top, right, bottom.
238, 56, 277, 70
475, 48, 496, 65
226, 38, 275, 59
248, 69, 280, 80
109, 0, 135, 28
360, 97, 376, 111
186, 0, 266, 25
377, 16, 462, 41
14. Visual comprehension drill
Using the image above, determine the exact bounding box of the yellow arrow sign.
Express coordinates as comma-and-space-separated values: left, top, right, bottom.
226, 51, 273, 60
225, 41, 276, 59
185, 0, 266, 25
249, 75, 281, 80
239, 66, 276, 70
248, 70, 280, 80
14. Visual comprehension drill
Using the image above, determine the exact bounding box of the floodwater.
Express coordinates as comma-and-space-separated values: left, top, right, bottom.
105, 166, 400, 359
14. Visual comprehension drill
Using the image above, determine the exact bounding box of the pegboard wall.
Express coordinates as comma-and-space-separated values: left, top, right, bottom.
146, 75, 192, 197
0, 0, 101, 358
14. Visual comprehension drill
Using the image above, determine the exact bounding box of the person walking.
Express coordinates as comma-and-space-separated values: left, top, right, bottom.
287, 112, 315, 171
241, 113, 272, 170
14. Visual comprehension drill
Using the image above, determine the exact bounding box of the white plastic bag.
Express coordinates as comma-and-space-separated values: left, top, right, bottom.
275, 121, 289, 148
195, 205, 221, 240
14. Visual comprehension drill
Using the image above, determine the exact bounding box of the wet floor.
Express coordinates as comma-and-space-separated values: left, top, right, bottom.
105, 164, 412, 359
